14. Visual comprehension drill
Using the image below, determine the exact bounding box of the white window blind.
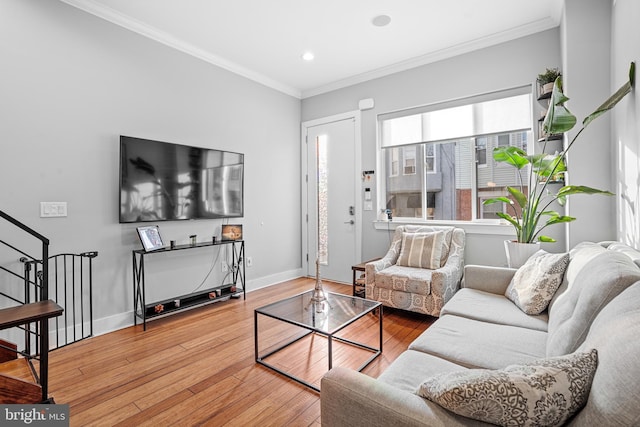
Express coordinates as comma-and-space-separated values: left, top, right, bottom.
380, 88, 532, 148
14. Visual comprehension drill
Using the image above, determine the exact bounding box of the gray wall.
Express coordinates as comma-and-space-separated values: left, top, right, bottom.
1, 0, 302, 334
561, 0, 615, 247
612, 0, 640, 246
302, 29, 563, 265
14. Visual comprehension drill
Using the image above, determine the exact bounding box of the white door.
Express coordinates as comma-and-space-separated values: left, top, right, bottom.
304, 114, 360, 283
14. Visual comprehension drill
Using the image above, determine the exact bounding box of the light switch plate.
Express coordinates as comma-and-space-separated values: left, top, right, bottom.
40, 202, 67, 218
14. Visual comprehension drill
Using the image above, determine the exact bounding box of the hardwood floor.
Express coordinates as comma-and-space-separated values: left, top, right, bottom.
47, 278, 434, 426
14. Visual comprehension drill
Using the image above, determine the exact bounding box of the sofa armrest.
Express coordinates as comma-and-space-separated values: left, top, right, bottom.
321, 367, 471, 427
461, 265, 517, 295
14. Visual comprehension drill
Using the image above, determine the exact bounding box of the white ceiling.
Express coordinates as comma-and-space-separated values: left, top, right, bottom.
60, 0, 563, 99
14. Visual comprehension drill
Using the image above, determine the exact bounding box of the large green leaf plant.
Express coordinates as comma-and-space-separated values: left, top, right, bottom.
484, 62, 635, 243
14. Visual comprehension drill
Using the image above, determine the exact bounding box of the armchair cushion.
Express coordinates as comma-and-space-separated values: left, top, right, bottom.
372, 265, 433, 295
397, 231, 445, 269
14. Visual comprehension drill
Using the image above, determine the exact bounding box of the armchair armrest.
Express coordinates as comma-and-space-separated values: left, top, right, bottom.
321, 367, 469, 427
461, 264, 517, 295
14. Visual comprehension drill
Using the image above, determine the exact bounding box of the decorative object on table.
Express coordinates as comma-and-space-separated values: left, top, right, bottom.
136, 225, 165, 252
212, 236, 217, 244
189, 234, 197, 246
221, 224, 243, 241
170, 240, 176, 249
309, 258, 327, 311
484, 62, 635, 267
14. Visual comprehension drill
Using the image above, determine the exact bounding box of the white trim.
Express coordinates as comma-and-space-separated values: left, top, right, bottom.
58, 0, 559, 100
373, 219, 516, 237
301, 18, 559, 98
59, 0, 301, 98
89, 268, 304, 336
301, 111, 362, 278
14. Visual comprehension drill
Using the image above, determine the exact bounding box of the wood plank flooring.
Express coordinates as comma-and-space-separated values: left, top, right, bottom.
47, 278, 434, 426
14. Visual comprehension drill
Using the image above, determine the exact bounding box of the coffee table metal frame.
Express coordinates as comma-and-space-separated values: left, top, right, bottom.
254, 290, 383, 392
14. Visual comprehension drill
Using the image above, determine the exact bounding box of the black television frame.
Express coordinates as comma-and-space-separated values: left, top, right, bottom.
119, 136, 244, 223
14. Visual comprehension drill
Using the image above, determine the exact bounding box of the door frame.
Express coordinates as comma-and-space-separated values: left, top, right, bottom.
301, 110, 362, 280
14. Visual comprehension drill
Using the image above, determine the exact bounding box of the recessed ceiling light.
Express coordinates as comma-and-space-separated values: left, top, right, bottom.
372, 15, 391, 27
302, 52, 315, 61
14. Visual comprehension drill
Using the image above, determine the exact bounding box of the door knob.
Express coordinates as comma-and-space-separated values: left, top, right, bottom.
344, 220, 355, 225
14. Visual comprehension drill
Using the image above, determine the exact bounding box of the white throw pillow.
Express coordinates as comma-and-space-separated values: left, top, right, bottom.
396, 231, 444, 269
417, 349, 598, 427
506, 250, 570, 315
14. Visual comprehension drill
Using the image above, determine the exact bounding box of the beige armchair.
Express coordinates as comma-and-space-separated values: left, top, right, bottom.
365, 225, 465, 317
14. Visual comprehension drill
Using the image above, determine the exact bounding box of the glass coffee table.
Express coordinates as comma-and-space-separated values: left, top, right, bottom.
254, 290, 382, 392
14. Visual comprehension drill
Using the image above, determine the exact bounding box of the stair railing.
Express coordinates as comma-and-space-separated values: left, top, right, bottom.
0, 210, 52, 402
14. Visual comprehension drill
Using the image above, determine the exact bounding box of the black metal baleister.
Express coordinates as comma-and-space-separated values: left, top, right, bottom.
132, 239, 246, 330
20, 251, 98, 350
0, 210, 60, 403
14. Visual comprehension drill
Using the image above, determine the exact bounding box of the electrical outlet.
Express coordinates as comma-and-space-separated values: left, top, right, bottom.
221, 263, 228, 272
246, 257, 253, 267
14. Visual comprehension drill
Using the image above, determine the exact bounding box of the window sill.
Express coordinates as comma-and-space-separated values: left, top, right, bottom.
373, 219, 516, 236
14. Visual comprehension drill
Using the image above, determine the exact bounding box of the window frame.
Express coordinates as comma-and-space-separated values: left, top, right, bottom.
377, 86, 533, 224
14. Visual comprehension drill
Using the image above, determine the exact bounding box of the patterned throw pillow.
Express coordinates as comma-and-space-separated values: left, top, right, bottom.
417, 349, 598, 427
396, 231, 444, 269
505, 250, 570, 315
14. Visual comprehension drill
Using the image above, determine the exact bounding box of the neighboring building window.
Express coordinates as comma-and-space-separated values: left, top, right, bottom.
403, 146, 416, 175
425, 144, 436, 173
379, 88, 532, 221
476, 138, 487, 167
390, 148, 399, 177
479, 196, 505, 219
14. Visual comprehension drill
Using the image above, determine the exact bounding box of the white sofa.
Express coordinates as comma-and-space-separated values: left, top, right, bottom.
321, 241, 640, 426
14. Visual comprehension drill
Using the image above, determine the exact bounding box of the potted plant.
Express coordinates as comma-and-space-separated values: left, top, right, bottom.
537, 68, 561, 97
484, 62, 635, 267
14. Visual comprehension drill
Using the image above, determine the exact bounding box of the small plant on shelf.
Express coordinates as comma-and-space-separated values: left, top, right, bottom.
483, 62, 635, 244
537, 68, 562, 96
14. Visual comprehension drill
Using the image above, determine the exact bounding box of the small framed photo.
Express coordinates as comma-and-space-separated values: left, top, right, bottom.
221, 224, 243, 241
136, 225, 165, 251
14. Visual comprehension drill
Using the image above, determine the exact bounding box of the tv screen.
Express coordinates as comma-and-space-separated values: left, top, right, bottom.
119, 136, 244, 223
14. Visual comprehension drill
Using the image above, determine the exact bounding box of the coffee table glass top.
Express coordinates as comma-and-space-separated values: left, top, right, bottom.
255, 290, 379, 335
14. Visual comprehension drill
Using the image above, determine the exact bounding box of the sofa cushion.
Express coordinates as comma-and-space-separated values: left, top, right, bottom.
417, 350, 598, 427
378, 349, 467, 393
568, 282, 640, 426
374, 265, 432, 295
548, 242, 607, 313
409, 315, 547, 369
397, 231, 445, 269
505, 250, 569, 315
546, 249, 640, 357
441, 288, 548, 331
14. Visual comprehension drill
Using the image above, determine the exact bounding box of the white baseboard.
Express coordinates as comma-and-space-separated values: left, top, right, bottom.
87, 268, 305, 337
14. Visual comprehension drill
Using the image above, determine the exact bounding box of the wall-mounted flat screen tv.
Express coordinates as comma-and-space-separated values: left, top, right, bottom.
119, 136, 244, 223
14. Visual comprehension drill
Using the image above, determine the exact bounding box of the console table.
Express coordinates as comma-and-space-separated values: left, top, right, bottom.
132, 240, 245, 330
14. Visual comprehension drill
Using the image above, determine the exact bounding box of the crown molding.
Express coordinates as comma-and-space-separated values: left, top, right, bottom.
300, 17, 560, 99
59, 0, 560, 101
58, 0, 302, 98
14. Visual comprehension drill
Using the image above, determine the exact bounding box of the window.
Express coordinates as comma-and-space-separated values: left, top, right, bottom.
476, 138, 487, 167
379, 88, 532, 221
425, 144, 436, 173
390, 148, 399, 177
403, 146, 416, 175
